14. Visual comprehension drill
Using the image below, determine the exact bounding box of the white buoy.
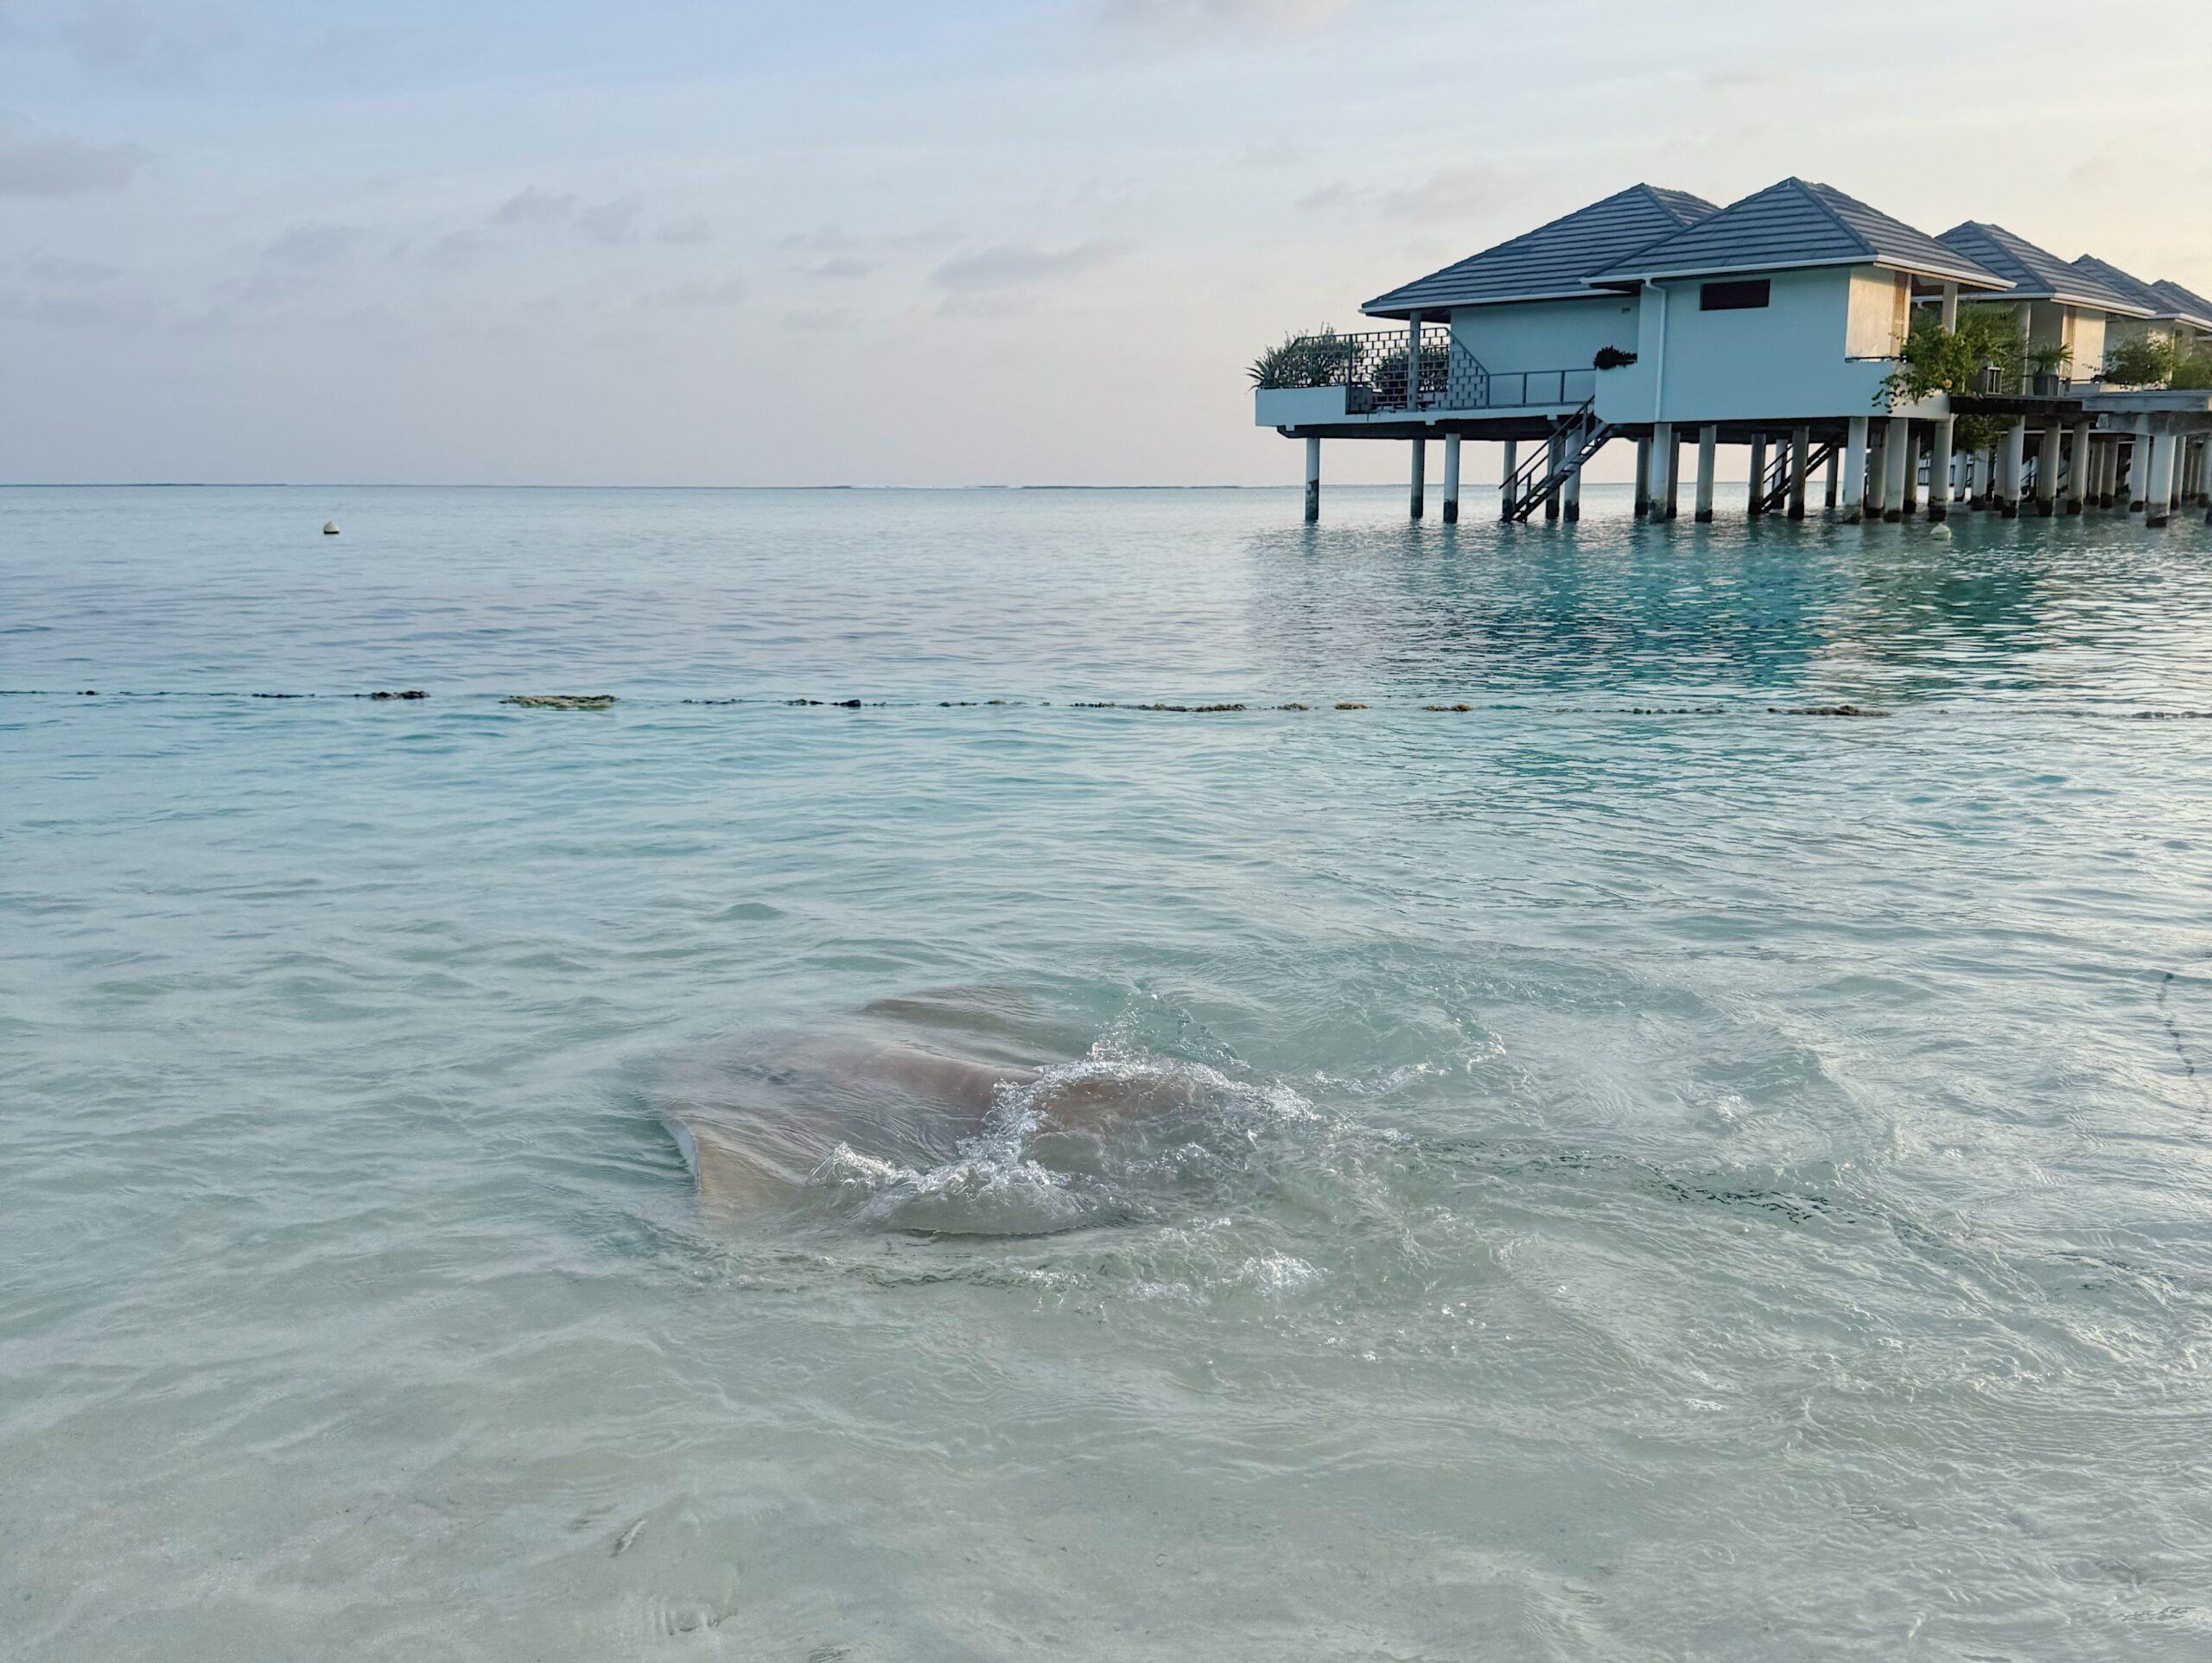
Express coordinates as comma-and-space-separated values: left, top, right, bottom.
323, 521, 340, 536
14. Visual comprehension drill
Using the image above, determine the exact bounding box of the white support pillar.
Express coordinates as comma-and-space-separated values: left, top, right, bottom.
1662, 427, 1682, 520
1499, 439, 1518, 523
1788, 426, 1811, 519
2129, 419, 2152, 511
1648, 422, 1675, 521
2067, 422, 2091, 515
1748, 435, 1769, 517
1303, 435, 1319, 523
1842, 416, 1869, 524
1901, 427, 1920, 516
1927, 415, 1955, 523
1633, 437, 1651, 517
1442, 434, 1461, 524
1884, 416, 1911, 521
1543, 429, 1563, 521
2146, 431, 2177, 527
1564, 455, 1583, 523
1865, 424, 1888, 517
1694, 425, 1717, 523
1409, 437, 1426, 521
1999, 419, 2027, 518
1823, 446, 1840, 510
1940, 282, 1960, 330
2034, 423, 2060, 516
2098, 435, 2118, 508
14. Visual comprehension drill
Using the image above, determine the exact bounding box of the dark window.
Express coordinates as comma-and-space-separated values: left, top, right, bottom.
1700, 278, 1771, 312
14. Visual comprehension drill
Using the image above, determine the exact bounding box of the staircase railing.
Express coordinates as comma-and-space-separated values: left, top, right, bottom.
1755, 440, 1838, 515
1503, 402, 1614, 522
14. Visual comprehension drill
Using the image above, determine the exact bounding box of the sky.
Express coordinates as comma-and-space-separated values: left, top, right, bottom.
3, 0, 2209, 486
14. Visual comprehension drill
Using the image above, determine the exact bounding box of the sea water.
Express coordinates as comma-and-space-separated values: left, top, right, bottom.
3, 484, 2210, 1660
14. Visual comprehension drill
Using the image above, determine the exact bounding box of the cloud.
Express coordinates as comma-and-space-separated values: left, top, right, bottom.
808, 257, 878, 280
0, 115, 149, 196
639, 276, 748, 309
579, 193, 645, 244
266, 224, 359, 266
492, 186, 576, 226
57, 1, 237, 77
780, 221, 958, 255
1298, 165, 1510, 223
424, 229, 493, 267
656, 217, 713, 246
780, 225, 857, 253
22, 253, 121, 284
1099, 0, 1358, 44
0, 284, 143, 327
931, 241, 1119, 292
781, 307, 853, 333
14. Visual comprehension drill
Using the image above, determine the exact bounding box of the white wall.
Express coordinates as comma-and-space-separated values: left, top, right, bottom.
2107, 315, 2209, 358
1450, 296, 1638, 377
2068, 308, 2108, 378
1597, 265, 1910, 424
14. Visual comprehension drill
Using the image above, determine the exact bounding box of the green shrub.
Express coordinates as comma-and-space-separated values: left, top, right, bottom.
1372, 345, 1451, 402
2101, 331, 2177, 389
2168, 346, 2212, 390
1249, 328, 1351, 390
1877, 308, 2025, 408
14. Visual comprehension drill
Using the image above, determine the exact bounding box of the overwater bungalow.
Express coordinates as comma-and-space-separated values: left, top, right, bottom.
1257, 179, 2212, 529
2072, 256, 2212, 354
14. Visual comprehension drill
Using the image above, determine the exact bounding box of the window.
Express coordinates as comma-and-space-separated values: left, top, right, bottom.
1700, 278, 1771, 312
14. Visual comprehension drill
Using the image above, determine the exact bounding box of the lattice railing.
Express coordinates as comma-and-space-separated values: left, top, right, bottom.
1260, 327, 1594, 412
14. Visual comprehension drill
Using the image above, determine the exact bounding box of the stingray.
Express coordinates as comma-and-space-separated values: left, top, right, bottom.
656, 988, 1207, 1232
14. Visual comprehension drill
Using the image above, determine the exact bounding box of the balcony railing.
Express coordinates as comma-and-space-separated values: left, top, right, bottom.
1256, 327, 1596, 413
1482, 368, 1599, 408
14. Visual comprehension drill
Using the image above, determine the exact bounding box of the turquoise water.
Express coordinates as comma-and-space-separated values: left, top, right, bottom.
5, 484, 2212, 1659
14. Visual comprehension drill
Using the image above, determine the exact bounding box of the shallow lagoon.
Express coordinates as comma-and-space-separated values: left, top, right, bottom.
5, 484, 2211, 1659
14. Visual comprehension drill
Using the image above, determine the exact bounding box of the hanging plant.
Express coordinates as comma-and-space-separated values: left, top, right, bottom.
1592, 345, 1638, 371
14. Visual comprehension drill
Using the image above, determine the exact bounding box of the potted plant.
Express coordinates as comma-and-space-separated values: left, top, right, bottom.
1249, 327, 1377, 422
2026, 342, 2073, 397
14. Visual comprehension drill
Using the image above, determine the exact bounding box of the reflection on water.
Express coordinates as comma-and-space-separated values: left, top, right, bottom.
1239, 495, 2170, 704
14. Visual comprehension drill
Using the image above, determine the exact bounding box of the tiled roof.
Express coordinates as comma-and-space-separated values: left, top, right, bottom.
1361, 184, 1718, 317
1586, 178, 2010, 289
1936, 222, 2149, 314
2069, 254, 2174, 318
2147, 279, 2212, 330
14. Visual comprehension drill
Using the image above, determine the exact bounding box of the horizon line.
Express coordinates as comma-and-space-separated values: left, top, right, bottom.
0, 479, 1675, 492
